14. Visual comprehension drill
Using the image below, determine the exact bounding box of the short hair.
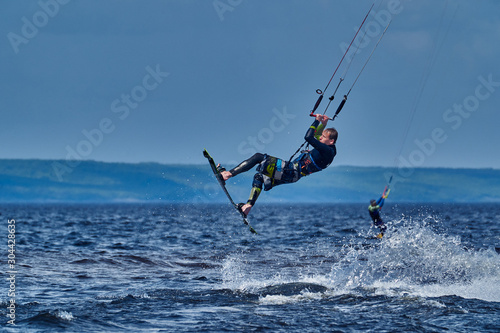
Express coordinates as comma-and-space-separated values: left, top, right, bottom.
323, 127, 338, 142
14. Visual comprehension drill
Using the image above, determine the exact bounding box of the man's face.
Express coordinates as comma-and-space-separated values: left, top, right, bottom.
319, 133, 334, 145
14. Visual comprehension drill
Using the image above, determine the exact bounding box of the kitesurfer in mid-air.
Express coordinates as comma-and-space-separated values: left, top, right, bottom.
218, 114, 337, 216
368, 188, 390, 238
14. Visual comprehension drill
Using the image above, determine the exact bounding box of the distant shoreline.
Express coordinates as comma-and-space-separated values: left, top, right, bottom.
0, 159, 499, 203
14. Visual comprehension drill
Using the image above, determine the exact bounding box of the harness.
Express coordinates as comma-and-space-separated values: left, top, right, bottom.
256, 156, 299, 190
295, 151, 323, 177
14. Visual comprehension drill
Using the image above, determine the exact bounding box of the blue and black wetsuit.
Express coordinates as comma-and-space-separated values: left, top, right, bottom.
368, 197, 387, 234
229, 119, 336, 205
294, 119, 337, 178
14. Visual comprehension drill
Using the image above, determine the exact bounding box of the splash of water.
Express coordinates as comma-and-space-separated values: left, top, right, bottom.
329, 215, 500, 301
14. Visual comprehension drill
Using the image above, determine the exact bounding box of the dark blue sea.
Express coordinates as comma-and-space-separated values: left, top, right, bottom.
1, 203, 499, 332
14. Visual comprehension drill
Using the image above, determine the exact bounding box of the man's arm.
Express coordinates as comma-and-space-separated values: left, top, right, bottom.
314, 123, 325, 140
314, 114, 329, 139
303, 114, 336, 169
305, 114, 330, 146
305, 119, 321, 143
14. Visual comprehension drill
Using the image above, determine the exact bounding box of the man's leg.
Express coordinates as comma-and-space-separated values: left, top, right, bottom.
374, 218, 387, 236
221, 153, 266, 181
239, 173, 264, 216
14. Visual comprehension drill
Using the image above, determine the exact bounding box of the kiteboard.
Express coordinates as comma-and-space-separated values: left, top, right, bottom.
203, 149, 257, 234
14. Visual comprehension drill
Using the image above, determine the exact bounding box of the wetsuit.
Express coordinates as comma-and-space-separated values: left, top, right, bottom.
294, 120, 337, 178
368, 197, 387, 234
229, 119, 336, 205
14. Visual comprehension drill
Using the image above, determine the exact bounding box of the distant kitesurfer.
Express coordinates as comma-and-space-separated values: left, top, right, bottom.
368, 188, 390, 238
219, 114, 337, 217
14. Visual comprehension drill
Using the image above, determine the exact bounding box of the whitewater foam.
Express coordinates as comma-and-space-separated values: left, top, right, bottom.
221, 214, 500, 303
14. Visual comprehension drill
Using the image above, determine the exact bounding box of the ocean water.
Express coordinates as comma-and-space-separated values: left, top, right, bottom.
1, 203, 499, 332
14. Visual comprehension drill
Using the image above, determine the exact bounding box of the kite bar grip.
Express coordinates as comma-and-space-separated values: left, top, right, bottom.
335, 95, 347, 116
328, 95, 347, 121
310, 93, 324, 116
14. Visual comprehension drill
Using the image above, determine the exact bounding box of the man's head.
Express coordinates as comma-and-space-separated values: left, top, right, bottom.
319, 127, 338, 145
370, 199, 376, 206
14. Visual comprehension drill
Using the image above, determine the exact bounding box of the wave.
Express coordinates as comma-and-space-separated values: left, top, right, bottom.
331, 216, 500, 302
220, 215, 500, 303
20, 309, 75, 328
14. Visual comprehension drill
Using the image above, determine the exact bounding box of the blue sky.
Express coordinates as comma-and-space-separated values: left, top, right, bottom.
1, 0, 499, 169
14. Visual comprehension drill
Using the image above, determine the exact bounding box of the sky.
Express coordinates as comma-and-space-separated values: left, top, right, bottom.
1, 0, 500, 169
